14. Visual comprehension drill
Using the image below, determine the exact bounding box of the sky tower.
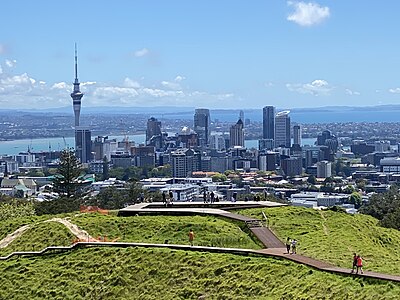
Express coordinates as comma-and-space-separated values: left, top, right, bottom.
71, 43, 83, 127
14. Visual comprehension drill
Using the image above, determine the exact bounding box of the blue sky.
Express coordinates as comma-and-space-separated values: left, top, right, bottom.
1, 1, 400, 109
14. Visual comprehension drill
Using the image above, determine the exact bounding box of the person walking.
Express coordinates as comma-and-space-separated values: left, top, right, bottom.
162, 191, 166, 204
285, 237, 291, 254
188, 229, 195, 246
356, 255, 364, 274
291, 239, 297, 254
351, 253, 358, 273
210, 191, 215, 203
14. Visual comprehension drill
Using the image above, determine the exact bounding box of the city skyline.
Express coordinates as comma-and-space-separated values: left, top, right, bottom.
1, 1, 400, 109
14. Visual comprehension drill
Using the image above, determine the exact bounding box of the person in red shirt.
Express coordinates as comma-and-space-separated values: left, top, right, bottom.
188, 229, 195, 246
356, 255, 364, 274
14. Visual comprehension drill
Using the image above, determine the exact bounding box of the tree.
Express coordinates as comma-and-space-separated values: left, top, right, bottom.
307, 175, 316, 185
348, 192, 362, 208
212, 173, 227, 182
52, 148, 83, 198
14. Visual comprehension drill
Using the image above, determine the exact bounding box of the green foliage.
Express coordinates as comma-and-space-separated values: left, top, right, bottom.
71, 213, 261, 249
0, 201, 35, 221
239, 206, 400, 275
34, 197, 81, 215
360, 186, 400, 230
52, 148, 84, 198
0, 247, 400, 299
348, 192, 362, 208
211, 172, 227, 182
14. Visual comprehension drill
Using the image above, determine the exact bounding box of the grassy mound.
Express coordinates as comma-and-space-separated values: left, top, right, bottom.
0, 216, 45, 241
239, 206, 400, 275
71, 213, 262, 249
0, 221, 75, 256
0, 247, 399, 299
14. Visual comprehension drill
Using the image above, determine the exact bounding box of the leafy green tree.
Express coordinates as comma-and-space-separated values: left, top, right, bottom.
348, 192, 362, 208
0, 201, 35, 221
360, 186, 400, 229
212, 173, 227, 182
52, 148, 83, 198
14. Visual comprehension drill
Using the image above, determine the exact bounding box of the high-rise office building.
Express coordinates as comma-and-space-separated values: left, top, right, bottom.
262, 106, 275, 140
75, 127, 92, 163
229, 119, 245, 147
146, 117, 162, 149
293, 125, 301, 146
275, 111, 291, 148
194, 108, 210, 148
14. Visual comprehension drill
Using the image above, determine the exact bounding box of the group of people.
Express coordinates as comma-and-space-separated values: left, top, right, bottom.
203, 191, 217, 203
351, 253, 364, 274
285, 237, 298, 254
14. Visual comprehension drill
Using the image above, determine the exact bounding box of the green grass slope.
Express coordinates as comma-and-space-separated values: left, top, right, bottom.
239, 206, 400, 275
1, 247, 399, 300
71, 213, 262, 249
0, 221, 75, 256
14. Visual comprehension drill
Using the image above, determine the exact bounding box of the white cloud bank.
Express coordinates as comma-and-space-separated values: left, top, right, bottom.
287, 1, 330, 26
286, 79, 332, 96
0, 61, 235, 109
389, 88, 400, 94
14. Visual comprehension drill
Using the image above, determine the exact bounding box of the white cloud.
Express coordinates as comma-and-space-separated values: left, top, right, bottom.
134, 48, 149, 57
5, 59, 16, 68
287, 1, 330, 26
345, 88, 360, 96
286, 79, 332, 96
174, 75, 185, 82
51, 82, 70, 90
123, 77, 140, 88
265, 82, 274, 87
0, 68, 235, 108
389, 88, 400, 94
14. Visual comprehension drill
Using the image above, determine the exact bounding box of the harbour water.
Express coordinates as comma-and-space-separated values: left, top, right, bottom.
0, 135, 316, 156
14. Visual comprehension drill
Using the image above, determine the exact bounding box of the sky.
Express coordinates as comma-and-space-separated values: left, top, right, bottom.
1, 1, 400, 110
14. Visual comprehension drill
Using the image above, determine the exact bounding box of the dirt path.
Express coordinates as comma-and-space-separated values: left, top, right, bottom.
319, 211, 329, 235
46, 218, 94, 241
0, 225, 31, 248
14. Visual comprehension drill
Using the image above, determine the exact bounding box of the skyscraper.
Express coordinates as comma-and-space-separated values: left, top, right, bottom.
229, 119, 244, 147
71, 44, 83, 127
194, 108, 210, 148
275, 111, 291, 148
263, 106, 275, 140
75, 127, 92, 163
146, 117, 162, 149
293, 125, 301, 146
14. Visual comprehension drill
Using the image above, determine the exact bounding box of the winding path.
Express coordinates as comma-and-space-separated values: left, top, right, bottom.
1, 202, 400, 284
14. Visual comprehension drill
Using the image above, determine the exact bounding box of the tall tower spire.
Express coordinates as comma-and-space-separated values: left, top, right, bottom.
71, 43, 83, 127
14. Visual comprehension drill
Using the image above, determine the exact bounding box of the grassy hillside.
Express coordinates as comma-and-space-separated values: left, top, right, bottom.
0, 221, 75, 256
0, 247, 399, 300
0, 216, 45, 241
238, 206, 400, 275
71, 213, 262, 249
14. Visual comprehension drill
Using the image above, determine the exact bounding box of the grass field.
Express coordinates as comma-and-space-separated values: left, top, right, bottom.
238, 206, 400, 275
0, 221, 75, 256
1, 247, 399, 300
71, 213, 262, 249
